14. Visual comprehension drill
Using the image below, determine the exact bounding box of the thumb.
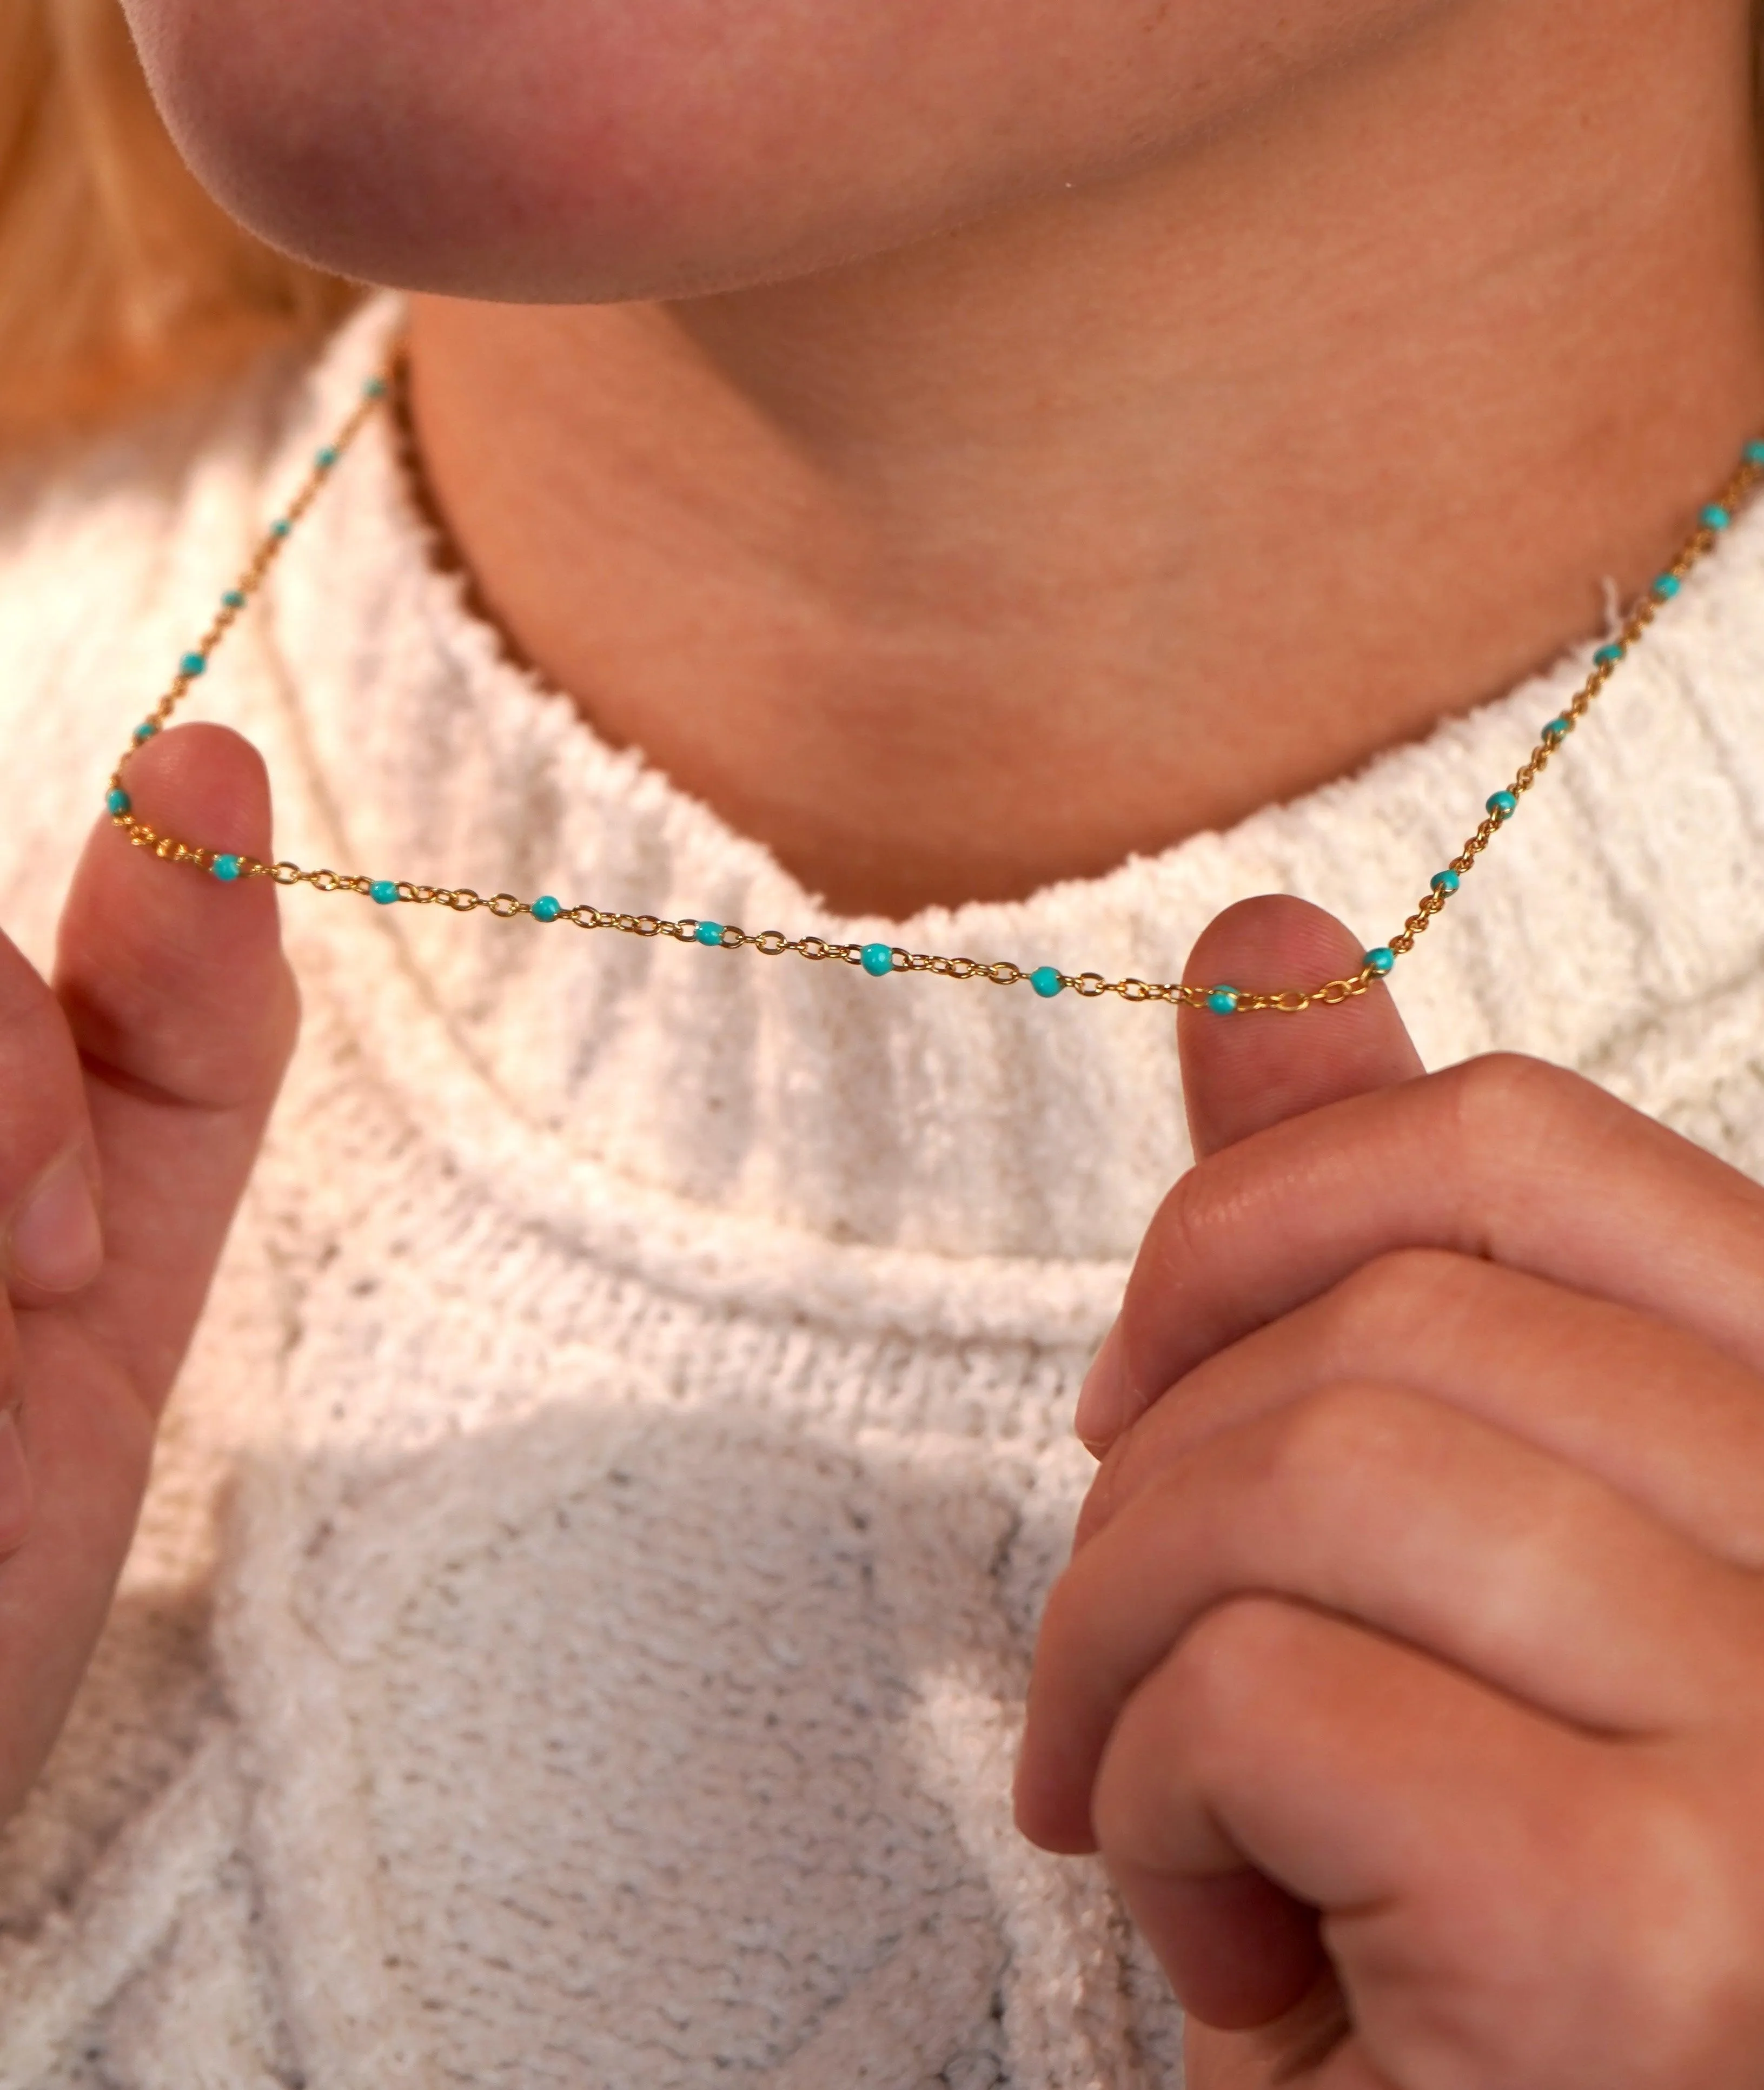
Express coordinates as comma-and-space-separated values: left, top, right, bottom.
1069, 898, 1424, 2034
0, 725, 296, 1820
1178, 894, 1423, 1160
53, 722, 299, 1408
1073, 896, 1420, 1452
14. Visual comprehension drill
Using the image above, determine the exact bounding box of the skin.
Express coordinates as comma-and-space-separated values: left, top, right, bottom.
126, 0, 1764, 912
1015, 899, 1764, 2086
0, 729, 296, 1819
2, 0, 1760, 2083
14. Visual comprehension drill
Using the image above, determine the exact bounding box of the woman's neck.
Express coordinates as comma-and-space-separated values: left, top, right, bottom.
407, 0, 1764, 918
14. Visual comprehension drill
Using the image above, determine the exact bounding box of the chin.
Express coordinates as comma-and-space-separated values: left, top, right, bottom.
120, 0, 1008, 301
120, 0, 1430, 303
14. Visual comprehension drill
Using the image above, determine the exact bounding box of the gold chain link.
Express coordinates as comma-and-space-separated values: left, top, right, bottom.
102, 362, 1764, 1014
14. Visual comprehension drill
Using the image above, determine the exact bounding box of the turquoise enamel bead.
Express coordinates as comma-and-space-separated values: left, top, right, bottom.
110, 361, 1751, 1024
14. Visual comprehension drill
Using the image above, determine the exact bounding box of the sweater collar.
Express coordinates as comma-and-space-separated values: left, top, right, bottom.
256, 300, 1764, 1265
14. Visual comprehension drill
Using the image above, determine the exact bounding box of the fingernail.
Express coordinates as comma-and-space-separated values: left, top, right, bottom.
1074, 1321, 1130, 1453
9, 1154, 103, 1293
0, 1412, 34, 1557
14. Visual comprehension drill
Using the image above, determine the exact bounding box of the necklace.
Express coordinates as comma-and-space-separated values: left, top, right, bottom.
104, 362, 1764, 1017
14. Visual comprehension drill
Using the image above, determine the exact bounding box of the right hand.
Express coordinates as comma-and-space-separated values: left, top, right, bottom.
0, 723, 296, 1816
1020, 900, 1764, 2090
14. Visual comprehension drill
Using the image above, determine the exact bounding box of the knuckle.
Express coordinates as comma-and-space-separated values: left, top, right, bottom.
1252, 1380, 1409, 1504
1320, 1247, 1469, 1354
1546, 1774, 1764, 2083
1444, 1050, 1577, 1139
1159, 1595, 1296, 1741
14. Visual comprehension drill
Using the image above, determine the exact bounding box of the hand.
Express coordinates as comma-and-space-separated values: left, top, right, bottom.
0, 726, 295, 1814
1014, 896, 1764, 2090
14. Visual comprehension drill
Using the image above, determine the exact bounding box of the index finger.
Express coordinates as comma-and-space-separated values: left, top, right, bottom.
1084, 1054, 1764, 1446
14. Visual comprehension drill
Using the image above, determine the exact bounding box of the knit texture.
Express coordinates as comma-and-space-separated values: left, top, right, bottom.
2, 297, 1764, 2086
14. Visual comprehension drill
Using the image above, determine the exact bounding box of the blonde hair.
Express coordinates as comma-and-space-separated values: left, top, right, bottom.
0, 0, 357, 443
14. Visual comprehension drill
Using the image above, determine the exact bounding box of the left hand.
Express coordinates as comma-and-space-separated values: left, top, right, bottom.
1014, 897, 1764, 2090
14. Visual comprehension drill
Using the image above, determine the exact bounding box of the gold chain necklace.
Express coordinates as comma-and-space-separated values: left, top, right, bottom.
104, 361, 1764, 1016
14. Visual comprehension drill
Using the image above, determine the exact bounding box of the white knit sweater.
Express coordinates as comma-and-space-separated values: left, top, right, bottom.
2, 299, 1764, 2089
